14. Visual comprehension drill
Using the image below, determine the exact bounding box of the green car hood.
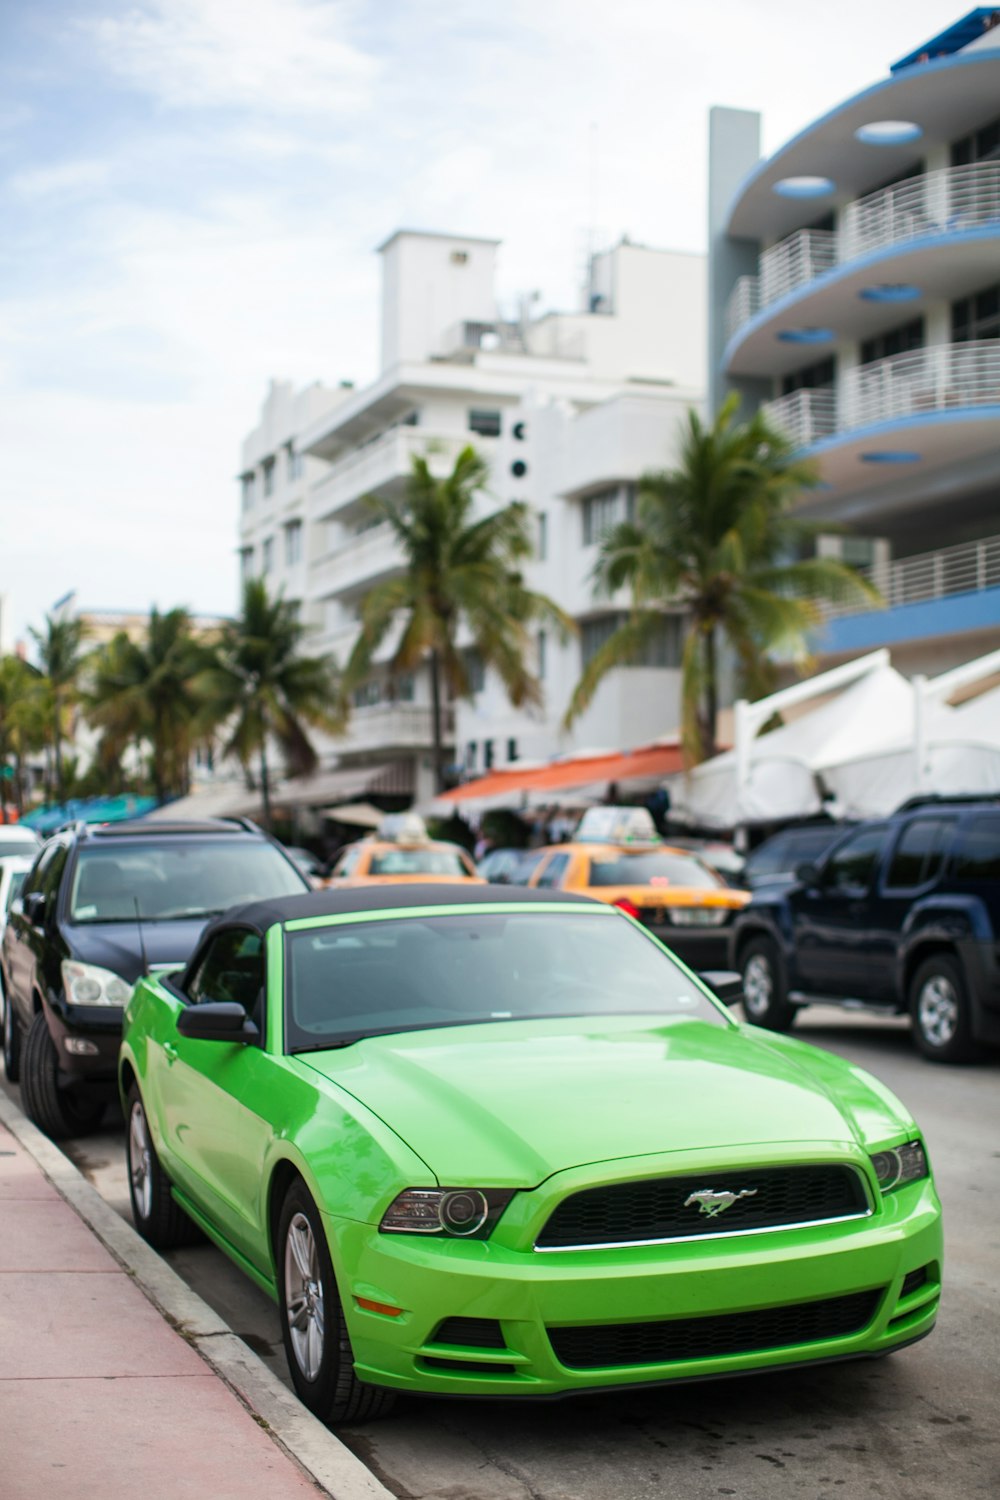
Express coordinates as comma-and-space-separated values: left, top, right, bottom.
300, 1017, 906, 1186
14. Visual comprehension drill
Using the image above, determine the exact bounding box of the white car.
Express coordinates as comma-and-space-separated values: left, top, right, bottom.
0, 853, 35, 1027
0, 826, 41, 859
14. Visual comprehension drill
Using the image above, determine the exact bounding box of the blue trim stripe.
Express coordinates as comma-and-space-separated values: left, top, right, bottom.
817, 585, 1000, 654
802, 405, 1000, 461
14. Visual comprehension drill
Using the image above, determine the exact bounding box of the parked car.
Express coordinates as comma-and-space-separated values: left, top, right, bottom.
1, 818, 309, 1138
120, 883, 941, 1425
741, 822, 854, 890
665, 836, 746, 887
283, 845, 328, 887
476, 847, 545, 885
731, 798, 1000, 1062
526, 808, 750, 969
0, 825, 41, 859
0, 854, 33, 1042
328, 814, 482, 886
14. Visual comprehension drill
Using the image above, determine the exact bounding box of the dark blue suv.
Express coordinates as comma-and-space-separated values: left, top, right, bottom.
730, 799, 1000, 1063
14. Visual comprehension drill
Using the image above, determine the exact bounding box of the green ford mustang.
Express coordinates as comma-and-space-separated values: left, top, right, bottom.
119, 886, 942, 1425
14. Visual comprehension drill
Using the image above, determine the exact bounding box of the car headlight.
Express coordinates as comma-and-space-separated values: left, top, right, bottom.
379, 1187, 514, 1238
61, 960, 133, 1008
869, 1140, 929, 1193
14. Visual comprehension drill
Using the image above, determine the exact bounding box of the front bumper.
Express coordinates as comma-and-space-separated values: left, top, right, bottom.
326, 1170, 942, 1399
42, 997, 124, 1083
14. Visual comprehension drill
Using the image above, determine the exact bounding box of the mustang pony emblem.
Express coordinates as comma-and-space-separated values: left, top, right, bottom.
684, 1188, 758, 1218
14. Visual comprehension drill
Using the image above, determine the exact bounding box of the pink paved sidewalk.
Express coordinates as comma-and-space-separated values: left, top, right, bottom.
0, 1120, 322, 1500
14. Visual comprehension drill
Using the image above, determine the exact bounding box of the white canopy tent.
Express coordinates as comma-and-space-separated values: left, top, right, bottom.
668, 648, 1000, 828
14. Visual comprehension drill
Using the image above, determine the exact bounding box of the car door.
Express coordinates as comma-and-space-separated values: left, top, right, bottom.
872, 816, 957, 998
789, 825, 891, 997
3, 842, 68, 1023
155, 926, 278, 1270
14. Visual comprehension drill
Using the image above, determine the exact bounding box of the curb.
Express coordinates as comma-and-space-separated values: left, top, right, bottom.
0, 1090, 396, 1500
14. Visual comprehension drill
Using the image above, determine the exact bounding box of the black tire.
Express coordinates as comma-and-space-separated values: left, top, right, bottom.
125, 1084, 201, 1248
276, 1180, 395, 1425
2, 982, 21, 1083
20, 1011, 106, 1140
909, 954, 983, 1064
739, 936, 797, 1031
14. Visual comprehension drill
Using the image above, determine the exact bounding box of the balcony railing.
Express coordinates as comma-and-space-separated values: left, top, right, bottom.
725, 162, 1000, 342
764, 341, 1000, 445
309, 429, 472, 521
342, 704, 453, 753
823, 530, 1000, 622
310, 521, 400, 599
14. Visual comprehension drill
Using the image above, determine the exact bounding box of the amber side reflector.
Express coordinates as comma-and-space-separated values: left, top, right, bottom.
355, 1297, 405, 1317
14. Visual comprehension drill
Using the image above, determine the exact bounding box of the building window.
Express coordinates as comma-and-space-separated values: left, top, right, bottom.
285, 443, 303, 482
241, 473, 256, 510
464, 649, 485, 694
261, 536, 274, 574
262, 457, 276, 499
952, 282, 1000, 342
781, 356, 836, 397
393, 673, 415, 702
284, 520, 303, 566
483, 739, 494, 770
239, 546, 255, 579
582, 486, 634, 546
352, 680, 381, 708
580, 613, 682, 670
465, 741, 477, 772
537, 629, 547, 681
537, 512, 548, 561
860, 318, 924, 366
951, 114, 1000, 166
468, 408, 502, 437
506, 738, 518, 762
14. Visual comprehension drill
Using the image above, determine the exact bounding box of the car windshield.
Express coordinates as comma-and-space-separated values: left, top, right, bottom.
68, 840, 306, 922
586, 852, 722, 889
285, 909, 726, 1050
367, 848, 469, 876
0, 837, 40, 857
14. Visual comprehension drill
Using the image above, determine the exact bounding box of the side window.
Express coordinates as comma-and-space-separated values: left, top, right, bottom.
21, 843, 59, 899
950, 816, 1000, 880
886, 818, 954, 890
332, 846, 362, 879
536, 853, 570, 889
185, 929, 264, 1029
821, 827, 888, 893
21, 843, 69, 916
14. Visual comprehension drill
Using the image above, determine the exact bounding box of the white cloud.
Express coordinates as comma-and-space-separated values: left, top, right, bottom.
83, 0, 378, 115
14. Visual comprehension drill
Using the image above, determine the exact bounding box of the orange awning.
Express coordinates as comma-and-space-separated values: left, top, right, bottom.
436, 741, 684, 808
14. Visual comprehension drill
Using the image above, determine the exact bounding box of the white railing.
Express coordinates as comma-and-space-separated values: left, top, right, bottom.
310, 522, 401, 599
725, 162, 1000, 341
839, 340, 1000, 430
841, 161, 1000, 260
343, 704, 453, 753
825, 531, 1000, 621
762, 387, 837, 446
309, 430, 472, 521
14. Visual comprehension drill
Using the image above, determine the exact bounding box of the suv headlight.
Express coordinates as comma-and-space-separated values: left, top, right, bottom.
869, 1140, 929, 1193
379, 1188, 514, 1238
61, 960, 133, 1008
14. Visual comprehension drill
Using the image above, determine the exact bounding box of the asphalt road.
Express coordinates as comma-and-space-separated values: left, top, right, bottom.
4, 1008, 999, 1500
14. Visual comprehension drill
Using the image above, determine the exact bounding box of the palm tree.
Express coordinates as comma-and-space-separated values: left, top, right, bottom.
29, 614, 86, 804
85, 609, 207, 802
565, 396, 882, 764
343, 445, 572, 792
198, 579, 342, 828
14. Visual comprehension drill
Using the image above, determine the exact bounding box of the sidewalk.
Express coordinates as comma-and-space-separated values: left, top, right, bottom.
0, 1094, 395, 1500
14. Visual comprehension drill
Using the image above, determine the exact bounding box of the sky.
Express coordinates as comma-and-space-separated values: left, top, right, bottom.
0, 0, 958, 648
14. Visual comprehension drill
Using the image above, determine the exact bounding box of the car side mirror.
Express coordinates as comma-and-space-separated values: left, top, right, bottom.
176, 1001, 259, 1044
23, 891, 47, 926
698, 970, 744, 1007
795, 861, 821, 889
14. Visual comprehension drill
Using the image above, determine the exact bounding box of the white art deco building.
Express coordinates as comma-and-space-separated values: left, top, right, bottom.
238, 230, 705, 804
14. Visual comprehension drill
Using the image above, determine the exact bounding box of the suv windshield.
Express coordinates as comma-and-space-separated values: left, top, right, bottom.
286, 909, 726, 1049
69, 839, 305, 922
587, 852, 721, 889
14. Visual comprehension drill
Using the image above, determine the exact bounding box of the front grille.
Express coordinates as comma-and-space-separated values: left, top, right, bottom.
536, 1166, 868, 1248
421, 1357, 518, 1375
548, 1289, 882, 1369
431, 1317, 506, 1349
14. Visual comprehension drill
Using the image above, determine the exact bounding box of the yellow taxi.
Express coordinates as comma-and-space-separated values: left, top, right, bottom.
327, 814, 484, 887
526, 807, 749, 969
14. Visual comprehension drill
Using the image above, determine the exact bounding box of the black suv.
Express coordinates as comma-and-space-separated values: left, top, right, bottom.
730, 798, 1000, 1063
1, 818, 309, 1137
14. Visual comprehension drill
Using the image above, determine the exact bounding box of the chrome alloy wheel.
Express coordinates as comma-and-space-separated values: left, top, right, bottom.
128, 1099, 153, 1222
742, 953, 774, 1018
285, 1211, 325, 1381
916, 973, 960, 1049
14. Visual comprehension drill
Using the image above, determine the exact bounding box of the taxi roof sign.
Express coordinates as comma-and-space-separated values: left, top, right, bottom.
575, 806, 660, 845
376, 813, 431, 845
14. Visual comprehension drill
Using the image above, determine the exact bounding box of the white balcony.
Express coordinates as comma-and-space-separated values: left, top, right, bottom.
310, 522, 401, 601
309, 429, 472, 521
839, 340, 1000, 431
761, 387, 837, 447
823, 530, 1000, 622
343, 703, 453, 754
725, 163, 1000, 345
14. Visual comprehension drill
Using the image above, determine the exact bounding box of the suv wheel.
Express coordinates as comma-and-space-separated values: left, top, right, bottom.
739, 937, 797, 1031
2, 988, 21, 1082
20, 1011, 106, 1139
909, 954, 982, 1064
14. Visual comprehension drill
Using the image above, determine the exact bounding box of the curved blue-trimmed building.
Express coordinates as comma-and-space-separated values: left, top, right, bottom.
709, 9, 1000, 669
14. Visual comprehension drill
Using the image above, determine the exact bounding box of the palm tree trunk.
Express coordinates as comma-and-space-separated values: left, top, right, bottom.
53, 697, 64, 805
701, 628, 718, 762
429, 648, 445, 794
258, 713, 271, 829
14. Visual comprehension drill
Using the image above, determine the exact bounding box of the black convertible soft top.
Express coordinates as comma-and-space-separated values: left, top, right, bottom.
214, 882, 600, 937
